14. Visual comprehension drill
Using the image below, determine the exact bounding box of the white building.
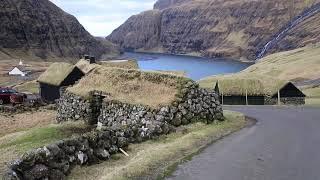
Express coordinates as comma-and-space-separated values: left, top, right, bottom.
8, 67, 27, 77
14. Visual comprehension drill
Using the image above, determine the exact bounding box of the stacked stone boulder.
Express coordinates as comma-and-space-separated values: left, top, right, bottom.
4, 79, 223, 179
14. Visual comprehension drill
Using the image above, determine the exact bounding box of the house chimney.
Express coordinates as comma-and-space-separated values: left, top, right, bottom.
84, 55, 90, 60
89, 56, 96, 64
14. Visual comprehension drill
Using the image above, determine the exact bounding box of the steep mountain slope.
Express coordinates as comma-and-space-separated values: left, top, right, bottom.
269, 10, 320, 55
0, 0, 118, 61
108, 0, 320, 61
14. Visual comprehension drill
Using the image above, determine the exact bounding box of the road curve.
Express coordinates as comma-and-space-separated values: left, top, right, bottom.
167, 106, 320, 180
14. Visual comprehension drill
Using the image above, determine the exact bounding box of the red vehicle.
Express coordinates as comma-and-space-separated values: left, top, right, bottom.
0, 88, 26, 105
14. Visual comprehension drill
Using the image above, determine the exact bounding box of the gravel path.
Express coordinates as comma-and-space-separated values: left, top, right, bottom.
167, 106, 320, 180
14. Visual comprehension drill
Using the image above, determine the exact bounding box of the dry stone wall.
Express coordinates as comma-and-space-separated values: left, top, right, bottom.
3, 81, 223, 180
3, 129, 129, 180
264, 97, 305, 105
56, 93, 92, 124
98, 85, 224, 143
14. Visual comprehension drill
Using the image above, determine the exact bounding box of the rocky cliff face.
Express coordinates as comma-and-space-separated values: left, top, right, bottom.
154, 0, 191, 10
270, 9, 320, 55
108, 0, 320, 61
0, 0, 118, 61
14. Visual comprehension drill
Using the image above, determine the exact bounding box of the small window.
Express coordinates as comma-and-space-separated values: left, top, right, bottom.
0, 89, 8, 93
8, 89, 17, 93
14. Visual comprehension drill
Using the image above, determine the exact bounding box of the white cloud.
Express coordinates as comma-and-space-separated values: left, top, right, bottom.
49, 0, 156, 37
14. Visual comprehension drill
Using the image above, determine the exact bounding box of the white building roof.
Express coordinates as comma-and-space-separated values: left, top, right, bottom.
9, 67, 26, 76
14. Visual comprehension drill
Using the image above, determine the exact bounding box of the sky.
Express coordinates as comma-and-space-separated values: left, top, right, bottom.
49, 0, 156, 37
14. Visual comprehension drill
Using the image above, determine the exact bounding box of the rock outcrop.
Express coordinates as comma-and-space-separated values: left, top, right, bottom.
154, 0, 191, 10
0, 0, 119, 61
108, 0, 320, 61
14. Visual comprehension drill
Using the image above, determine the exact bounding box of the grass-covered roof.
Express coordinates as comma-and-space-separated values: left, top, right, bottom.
38, 63, 76, 86
199, 74, 294, 97
75, 59, 99, 74
67, 67, 192, 108
208, 78, 264, 96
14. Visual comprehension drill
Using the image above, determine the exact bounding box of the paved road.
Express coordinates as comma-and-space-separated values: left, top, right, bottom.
167, 106, 320, 180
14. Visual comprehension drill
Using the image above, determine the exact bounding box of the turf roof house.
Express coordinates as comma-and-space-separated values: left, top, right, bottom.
57, 67, 224, 129
212, 79, 305, 105
37, 63, 85, 102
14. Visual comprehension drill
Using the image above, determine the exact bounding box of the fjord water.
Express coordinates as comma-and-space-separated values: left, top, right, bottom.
121, 52, 252, 80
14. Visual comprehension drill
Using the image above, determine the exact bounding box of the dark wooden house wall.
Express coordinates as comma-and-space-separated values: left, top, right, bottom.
40, 67, 85, 102
221, 95, 265, 105
39, 83, 61, 102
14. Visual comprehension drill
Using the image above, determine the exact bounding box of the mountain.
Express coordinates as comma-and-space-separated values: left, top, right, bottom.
0, 0, 119, 61
107, 0, 320, 61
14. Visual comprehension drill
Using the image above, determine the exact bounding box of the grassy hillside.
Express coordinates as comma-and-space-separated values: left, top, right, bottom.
199, 44, 320, 105
200, 44, 320, 87
239, 44, 320, 81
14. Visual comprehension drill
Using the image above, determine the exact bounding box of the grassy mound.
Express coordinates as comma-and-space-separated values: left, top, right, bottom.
146, 70, 186, 77
68, 67, 192, 108
100, 60, 139, 69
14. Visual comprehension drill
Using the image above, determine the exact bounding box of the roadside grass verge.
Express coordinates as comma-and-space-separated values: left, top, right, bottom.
69, 110, 248, 180
0, 121, 93, 176
305, 98, 320, 107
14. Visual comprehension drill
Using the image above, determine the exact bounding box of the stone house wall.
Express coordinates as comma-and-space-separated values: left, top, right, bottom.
264, 97, 305, 105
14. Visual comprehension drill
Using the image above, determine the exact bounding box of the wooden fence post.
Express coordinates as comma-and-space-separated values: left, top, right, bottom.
246, 89, 248, 105
222, 92, 224, 105
278, 90, 281, 105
